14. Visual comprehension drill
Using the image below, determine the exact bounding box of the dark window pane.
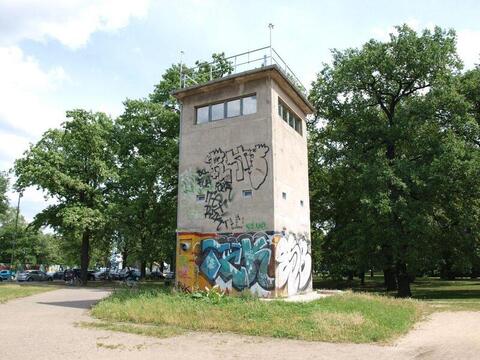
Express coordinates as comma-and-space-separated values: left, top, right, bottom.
295, 118, 303, 135
227, 99, 241, 117
242, 95, 257, 115
211, 103, 224, 121
288, 112, 295, 128
197, 106, 209, 124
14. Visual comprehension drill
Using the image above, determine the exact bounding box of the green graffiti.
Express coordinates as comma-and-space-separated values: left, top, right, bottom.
245, 221, 267, 231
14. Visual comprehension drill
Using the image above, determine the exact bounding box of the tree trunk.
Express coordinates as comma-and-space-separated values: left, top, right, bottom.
370, 269, 374, 278
347, 271, 354, 281
122, 248, 128, 269
140, 260, 147, 279
396, 262, 412, 298
384, 267, 398, 291
80, 230, 90, 286
359, 271, 365, 286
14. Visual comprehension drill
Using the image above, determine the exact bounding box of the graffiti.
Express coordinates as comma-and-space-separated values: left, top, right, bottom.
276, 233, 312, 296
245, 221, 267, 231
195, 143, 270, 230
199, 232, 275, 292
179, 169, 215, 195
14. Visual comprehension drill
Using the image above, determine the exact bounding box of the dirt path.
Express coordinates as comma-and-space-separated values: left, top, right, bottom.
0, 287, 479, 359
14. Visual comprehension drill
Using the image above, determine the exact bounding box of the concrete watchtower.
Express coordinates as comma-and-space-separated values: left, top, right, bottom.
173, 48, 314, 297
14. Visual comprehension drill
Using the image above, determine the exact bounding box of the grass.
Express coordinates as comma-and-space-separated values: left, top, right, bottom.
91, 287, 423, 343
314, 275, 480, 311
0, 283, 55, 303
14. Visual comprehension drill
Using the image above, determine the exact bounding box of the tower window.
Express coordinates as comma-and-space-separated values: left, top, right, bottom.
300, 200, 304, 207
242, 189, 253, 198
242, 95, 257, 115
282, 192, 287, 200
211, 103, 224, 121
195, 94, 257, 124
227, 99, 241, 117
196, 194, 206, 202
278, 98, 303, 136
197, 106, 209, 124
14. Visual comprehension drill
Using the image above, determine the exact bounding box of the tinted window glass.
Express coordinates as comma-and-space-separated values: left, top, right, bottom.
242, 95, 257, 115
211, 103, 224, 121
227, 99, 241, 118
197, 106, 209, 124
295, 118, 303, 135
288, 112, 295, 128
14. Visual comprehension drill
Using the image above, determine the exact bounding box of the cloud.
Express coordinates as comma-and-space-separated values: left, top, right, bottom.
0, 0, 150, 49
457, 29, 480, 69
0, 46, 66, 139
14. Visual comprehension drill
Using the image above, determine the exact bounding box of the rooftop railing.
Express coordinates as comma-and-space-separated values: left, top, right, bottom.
180, 46, 307, 96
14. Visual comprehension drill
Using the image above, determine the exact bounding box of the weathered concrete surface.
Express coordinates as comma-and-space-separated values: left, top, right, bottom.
1, 287, 479, 360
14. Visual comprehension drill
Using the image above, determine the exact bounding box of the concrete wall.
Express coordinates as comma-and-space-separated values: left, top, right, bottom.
271, 78, 311, 236
177, 77, 274, 233
175, 68, 312, 297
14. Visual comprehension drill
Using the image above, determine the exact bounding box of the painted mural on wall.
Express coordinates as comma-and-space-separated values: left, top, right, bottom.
276, 233, 312, 296
199, 232, 275, 296
180, 143, 270, 231
176, 231, 312, 298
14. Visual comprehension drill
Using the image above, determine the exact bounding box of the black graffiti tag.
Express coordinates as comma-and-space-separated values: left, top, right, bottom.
196, 144, 270, 231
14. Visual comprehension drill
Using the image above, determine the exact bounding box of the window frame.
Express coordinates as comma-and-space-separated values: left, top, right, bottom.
277, 97, 304, 136
195, 93, 257, 124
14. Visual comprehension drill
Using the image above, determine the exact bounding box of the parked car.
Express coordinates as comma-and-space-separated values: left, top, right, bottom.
149, 270, 165, 280
64, 269, 96, 282
118, 268, 140, 281
94, 269, 110, 281
17, 270, 53, 282
0, 270, 13, 281
51, 271, 65, 280
163, 271, 174, 279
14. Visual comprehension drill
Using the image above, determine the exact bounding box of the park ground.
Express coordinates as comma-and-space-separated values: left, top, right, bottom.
0, 277, 479, 359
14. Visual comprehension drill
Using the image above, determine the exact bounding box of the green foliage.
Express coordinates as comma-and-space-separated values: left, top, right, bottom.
308, 25, 480, 296
150, 52, 233, 109
110, 99, 179, 273
191, 285, 226, 304
14, 110, 116, 281
0, 172, 8, 217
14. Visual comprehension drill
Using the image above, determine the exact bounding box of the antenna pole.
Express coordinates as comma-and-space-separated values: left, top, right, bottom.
179, 50, 184, 88
268, 23, 274, 65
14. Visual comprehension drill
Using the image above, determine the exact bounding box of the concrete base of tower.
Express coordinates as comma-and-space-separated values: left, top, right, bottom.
175, 230, 312, 298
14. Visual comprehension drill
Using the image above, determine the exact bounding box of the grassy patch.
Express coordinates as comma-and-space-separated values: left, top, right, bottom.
91, 287, 422, 343
314, 276, 480, 311
79, 320, 185, 338
0, 283, 54, 303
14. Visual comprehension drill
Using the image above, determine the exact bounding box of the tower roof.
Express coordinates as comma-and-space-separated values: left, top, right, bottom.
172, 64, 315, 114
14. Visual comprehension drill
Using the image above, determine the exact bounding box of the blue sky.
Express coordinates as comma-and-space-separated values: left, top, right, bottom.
1, 0, 479, 222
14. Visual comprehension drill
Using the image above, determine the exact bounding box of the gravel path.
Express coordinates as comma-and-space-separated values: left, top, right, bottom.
0, 287, 479, 359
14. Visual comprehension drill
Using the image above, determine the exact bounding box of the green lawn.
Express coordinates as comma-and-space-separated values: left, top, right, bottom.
314, 275, 480, 311
0, 283, 54, 303
91, 286, 423, 343
89, 276, 480, 343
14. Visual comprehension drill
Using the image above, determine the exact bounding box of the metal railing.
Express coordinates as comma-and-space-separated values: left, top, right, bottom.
179, 46, 307, 95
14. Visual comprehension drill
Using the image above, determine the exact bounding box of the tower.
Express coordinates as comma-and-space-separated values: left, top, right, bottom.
173, 51, 314, 298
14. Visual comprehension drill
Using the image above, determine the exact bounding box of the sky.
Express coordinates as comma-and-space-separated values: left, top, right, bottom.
1, 0, 479, 222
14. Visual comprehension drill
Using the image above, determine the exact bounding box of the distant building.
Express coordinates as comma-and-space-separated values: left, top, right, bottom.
173, 48, 314, 297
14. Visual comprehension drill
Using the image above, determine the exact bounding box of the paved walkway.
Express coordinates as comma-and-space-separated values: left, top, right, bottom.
1, 287, 479, 359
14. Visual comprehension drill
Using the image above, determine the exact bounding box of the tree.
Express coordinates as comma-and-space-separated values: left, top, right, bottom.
0, 172, 8, 217
111, 99, 179, 277
150, 52, 233, 110
308, 25, 480, 297
14, 110, 116, 284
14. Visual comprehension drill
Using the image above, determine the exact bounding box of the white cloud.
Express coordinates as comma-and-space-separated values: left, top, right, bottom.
0, 0, 150, 49
457, 29, 480, 69
0, 46, 66, 139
